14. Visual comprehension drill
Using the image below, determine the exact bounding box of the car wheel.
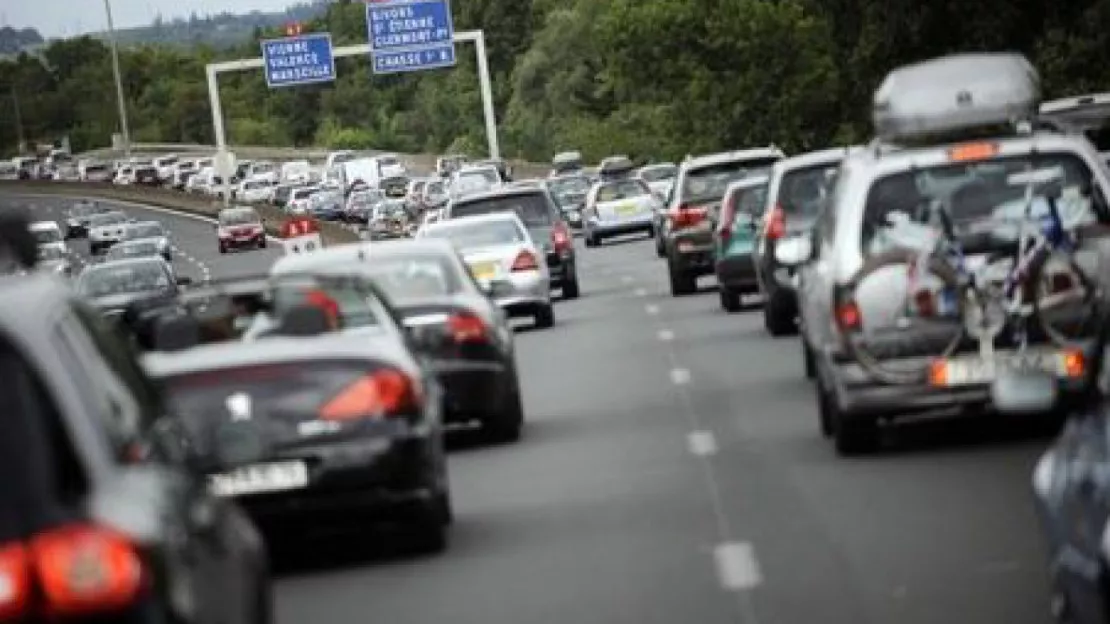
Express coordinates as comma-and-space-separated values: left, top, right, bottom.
646, 225, 655, 239
764, 288, 797, 336
534, 304, 555, 329
668, 257, 696, 296
719, 286, 742, 312
219, 242, 227, 254
803, 340, 816, 379
585, 233, 598, 247
831, 398, 879, 456
562, 274, 580, 300
486, 380, 524, 443
258, 237, 267, 249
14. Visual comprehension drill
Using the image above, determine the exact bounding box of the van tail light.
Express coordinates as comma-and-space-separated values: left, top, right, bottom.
669, 204, 708, 229
835, 299, 862, 332
319, 369, 423, 421
551, 222, 571, 253
30, 524, 145, 618
719, 225, 733, 247
447, 311, 488, 343
511, 250, 539, 272
0, 542, 31, 620
765, 204, 786, 240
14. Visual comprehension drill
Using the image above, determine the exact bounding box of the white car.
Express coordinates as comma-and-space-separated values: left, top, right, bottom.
86, 211, 131, 255
237, 177, 276, 203
29, 221, 67, 257
416, 212, 554, 328
120, 221, 172, 261
450, 165, 502, 199
285, 185, 321, 213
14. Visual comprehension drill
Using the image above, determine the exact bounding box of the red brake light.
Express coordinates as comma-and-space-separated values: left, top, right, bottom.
835, 300, 861, 332
913, 289, 936, 317
318, 369, 422, 421
30, 524, 144, 618
765, 205, 786, 240
511, 250, 539, 272
447, 312, 488, 343
669, 204, 707, 229
551, 222, 571, 252
0, 542, 31, 620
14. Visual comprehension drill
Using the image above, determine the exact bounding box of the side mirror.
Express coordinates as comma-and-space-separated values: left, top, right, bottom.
774, 236, 813, 267
991, 371, 1058, 415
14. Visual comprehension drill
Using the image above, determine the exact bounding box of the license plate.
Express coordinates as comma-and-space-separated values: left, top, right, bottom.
615, 202, 639, 216
469, 261, 499, 281
208, 461, 308, 497
934, 349, 1070, 387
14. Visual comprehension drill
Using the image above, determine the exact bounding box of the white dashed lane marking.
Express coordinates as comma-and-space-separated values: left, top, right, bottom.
658, 328, 674, 342
634, 287, 647, 297
687, 430, 718, 456
669, 367, 691, 385
714, 542, 763, 591
171, 244, 211, 283
645, 304, 659, 315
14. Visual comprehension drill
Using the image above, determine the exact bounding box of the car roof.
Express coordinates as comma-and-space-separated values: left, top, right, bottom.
452, 186, 543, 204
639, 163, 677, 171
141, 331, 403, 379
113, 238, 159, 248
128, 220, 163, 228
29, 221, 59, 231
725, 175, 771, 193
84, 256, 167, 271
771, 146, 864, 174
683, 147, 785, 170
271, 239, 456, 275
428, 211, 524, 229
219, 206, 259, 216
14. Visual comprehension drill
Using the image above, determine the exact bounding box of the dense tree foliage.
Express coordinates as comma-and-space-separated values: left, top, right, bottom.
1, 0, 1108, 161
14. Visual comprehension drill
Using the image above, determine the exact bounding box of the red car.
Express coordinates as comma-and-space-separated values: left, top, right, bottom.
217, 207, 267, 253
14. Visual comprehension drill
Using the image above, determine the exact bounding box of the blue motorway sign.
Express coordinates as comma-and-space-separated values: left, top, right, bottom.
260, 33, 336, 88
366, 0, 456, 75
372, 43, 456, 74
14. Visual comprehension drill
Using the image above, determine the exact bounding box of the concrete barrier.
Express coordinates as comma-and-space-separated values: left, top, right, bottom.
0, 181, 361, 245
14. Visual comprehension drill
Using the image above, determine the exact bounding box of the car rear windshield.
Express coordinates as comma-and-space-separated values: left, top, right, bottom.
425, 219, 525, 249
78, 261, 170, 297
157, 361, 385, 460
127, 224, 164, 239
452, 193, 552, 226
220, 210, 259, 226
861, 152, 1102, 256
775, 163, 841, 218
641, 166, 677, 182
547, 175, 590, 197
88, 213, 125, 226
728, 182, 769, 217
107, 242, 159, 259
596, 180, 649, 202
682, 158, 778, 204
32, 228, 61, 244
362, 255, 462, 298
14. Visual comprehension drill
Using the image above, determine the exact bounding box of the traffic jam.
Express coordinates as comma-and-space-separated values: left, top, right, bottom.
4, 53, 1110, 623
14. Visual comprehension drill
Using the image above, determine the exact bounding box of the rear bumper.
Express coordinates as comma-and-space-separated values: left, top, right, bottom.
221, 234, 265, 248
588, 215, 653, 237
716, 254, 758, 291
431, 359, 511, 423
668, 227, 715, 274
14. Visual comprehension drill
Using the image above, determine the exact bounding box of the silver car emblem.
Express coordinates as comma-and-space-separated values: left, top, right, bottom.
225, 392, 252, 421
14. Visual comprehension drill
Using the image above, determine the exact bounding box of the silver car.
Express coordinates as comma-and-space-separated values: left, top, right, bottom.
417, 212, 554, 328
36, 245, 71, 276
120, 221, 171, 261
86, 211, 131, 255
792, 53, 1110, 455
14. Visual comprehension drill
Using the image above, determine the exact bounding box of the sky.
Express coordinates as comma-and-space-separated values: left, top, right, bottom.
1, 0, 297, 38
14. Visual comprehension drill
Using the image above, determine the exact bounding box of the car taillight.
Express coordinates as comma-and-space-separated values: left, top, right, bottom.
765, 204, 786, 240
912, 289, 936, 317
511, 250, 539, 272
551, 222, 571, 253
835, 300, 861, 332
447, 312, 488, 343
669, 204, 707, 229
29, 524, 144, 618
0, 542, 31, 620
318, 369, 422, 421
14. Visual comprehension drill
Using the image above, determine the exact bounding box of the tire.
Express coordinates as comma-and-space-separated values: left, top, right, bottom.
833, 409, 880, 456
815, 376, 834, 437
1028, 248, 1101, 345
534, 304, 555, 328
562, 274, 580, 300
719, 286, 742, 312
219, 242, 227, 254
763, 288, 797, 336
584, 232, 597, 248
803, 340, 816, 379
655, 235, 666, 258
486, 379, 524, 443
668, 257, 696, 296
258, 237, 267, 249
410, 501, 449, 555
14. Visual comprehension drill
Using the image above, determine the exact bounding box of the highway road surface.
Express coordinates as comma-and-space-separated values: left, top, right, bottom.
1, 192, 1057, 624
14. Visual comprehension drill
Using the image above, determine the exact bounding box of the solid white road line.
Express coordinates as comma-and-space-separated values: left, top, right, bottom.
658, 328, 674, 342
669, 367, 691, 385
634, 287, 647, 297
645, 304, 659, 315
687, 430, 718, 456
714, 542, 763, 591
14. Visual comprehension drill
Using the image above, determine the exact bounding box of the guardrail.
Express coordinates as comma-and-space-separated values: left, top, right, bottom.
0, 181, 361, 246
76, 143, 551, 180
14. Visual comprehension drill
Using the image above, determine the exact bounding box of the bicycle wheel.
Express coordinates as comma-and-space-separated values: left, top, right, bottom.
842, 248, 966, 385
1028, 247, 1102, 344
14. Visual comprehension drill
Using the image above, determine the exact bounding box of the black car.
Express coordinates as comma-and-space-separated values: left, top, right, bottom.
63, 200, 115, 239
133, 165, 161, 186
75, 256, 192, 346
142, 273, 453, 551
0, 271, 270, 624
443, 186, 580, 299
544, 174, 593, 230
271, 239, 526, 442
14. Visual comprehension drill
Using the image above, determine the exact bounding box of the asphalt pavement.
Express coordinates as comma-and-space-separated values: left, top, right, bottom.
0, 192, 1058, 624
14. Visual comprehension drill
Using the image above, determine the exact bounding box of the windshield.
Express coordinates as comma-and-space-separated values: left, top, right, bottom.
596, 179, 649, 202
452, 193, 552, 226
461, 168, 500, 186
37, 246, 64, 261
379, 156, 400, 167
862, 152, 1101, 255
78, 261, 170, 297
424, 219, 525, 249
681, 159, 778, 204
31, 228, 61, 244
729, 182, 769, 217
106, 242, 160, 260
640, 165, 677, 182
126, 224, 165, 239
88, 213, 125, 227
363, 256, 461, 298
775, 163, 841, 218
219, 210, 259, 226
426, 181, 445, 195
292, 188, 319, 200
548, 176, 591, 197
